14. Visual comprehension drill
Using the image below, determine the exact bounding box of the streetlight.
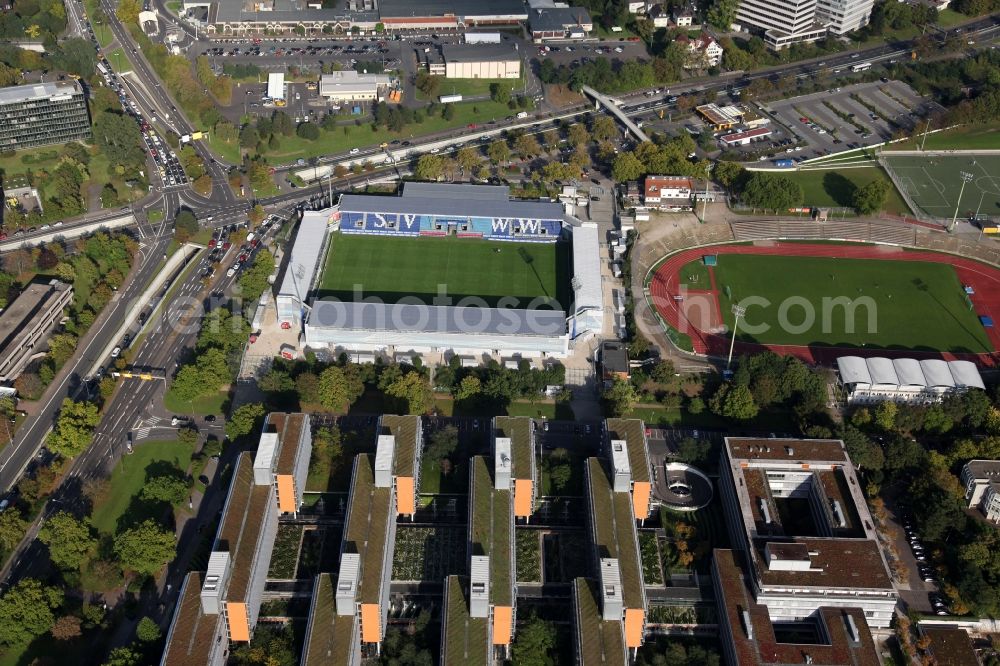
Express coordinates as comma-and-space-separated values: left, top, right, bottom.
726, 304, 746, 374
949, 171, 974, 231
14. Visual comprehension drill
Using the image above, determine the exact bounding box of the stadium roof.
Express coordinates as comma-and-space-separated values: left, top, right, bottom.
339, 183, 565, 220
470, 457, 513, 607
585, 458, 644, 609
836, 356, 985, 390
277, 209, 329, 308
309, 301, 567, 337
571, 222, 602, 317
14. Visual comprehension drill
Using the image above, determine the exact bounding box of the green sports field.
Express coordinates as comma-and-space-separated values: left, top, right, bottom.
319, 233, 568, 308
881, 154, 1000, 222
714, 255, 993, 352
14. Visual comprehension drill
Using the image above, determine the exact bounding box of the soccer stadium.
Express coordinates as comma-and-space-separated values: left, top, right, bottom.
275, 183, 603, 360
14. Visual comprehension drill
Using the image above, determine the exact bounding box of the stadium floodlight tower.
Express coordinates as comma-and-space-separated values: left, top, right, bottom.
725, 304, 746, 375
950, 171, 975, 232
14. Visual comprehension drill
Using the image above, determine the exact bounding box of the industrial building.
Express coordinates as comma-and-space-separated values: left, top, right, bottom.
160, 415, 312, 666
528, 6, 593, 40
439, 43, 521, 79
961, 459, 1000, 523
836, 356, 985, 404
718, 437, 898, 629
0, 81, 91, 151
318, 70, 392, 102
0, 280, 73, 384
274, 183, 602, 360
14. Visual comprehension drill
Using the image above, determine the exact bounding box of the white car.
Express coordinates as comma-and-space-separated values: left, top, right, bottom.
430, 147, 440, 154
614, 46, 623, 53
226, 267, 236, 277
111, 346, 121, 358
349, 148, 360, 155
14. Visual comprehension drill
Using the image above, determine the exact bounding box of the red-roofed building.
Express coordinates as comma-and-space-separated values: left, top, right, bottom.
643, 175, 694, 210
720, 127, 773, 146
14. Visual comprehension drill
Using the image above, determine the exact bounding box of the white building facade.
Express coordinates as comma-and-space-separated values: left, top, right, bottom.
837, 356, 986, 405
815, 0, 873, 34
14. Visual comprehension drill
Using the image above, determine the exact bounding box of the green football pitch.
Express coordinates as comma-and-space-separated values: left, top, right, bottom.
713, 255, 993, 352
881, 154, 1000, 222
319, 233, 568, 308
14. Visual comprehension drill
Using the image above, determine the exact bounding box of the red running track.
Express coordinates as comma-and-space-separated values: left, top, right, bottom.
648, 242, 1000, 367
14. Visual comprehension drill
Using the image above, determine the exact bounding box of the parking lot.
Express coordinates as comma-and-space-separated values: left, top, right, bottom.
761, 80, 932, 162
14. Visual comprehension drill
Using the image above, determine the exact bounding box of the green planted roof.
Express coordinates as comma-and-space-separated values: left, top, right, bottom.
442, 576, 488, 666
586, 458, 644, 609
470, 456, 513, 607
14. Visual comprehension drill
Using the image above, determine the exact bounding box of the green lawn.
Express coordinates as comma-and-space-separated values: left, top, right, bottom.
886, 122, 1000, 152
90, 439, 196, 535
163, 389, 228, 416
85, 0, 115, 48
881, 153, 1000, 220
320, 233, 568, 308
713, 254, 993, 352
782, 167, 911, 215
678, 259, 711, 288
211, 99, 514, 166
0, 146, 62, 179
936, 8, 968, 27
416, 76, 527, 102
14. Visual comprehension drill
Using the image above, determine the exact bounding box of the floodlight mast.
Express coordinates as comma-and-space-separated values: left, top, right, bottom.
949, 171, 974, 232
726, 304, 746, 373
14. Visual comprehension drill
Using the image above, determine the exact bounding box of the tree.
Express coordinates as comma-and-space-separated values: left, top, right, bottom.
114, 520, 176, 577
710, 383, 759, 420
874, 400, 897, 432
93, 111, 146, 173
567, 123, 590, 147
454, 375, 482, 402
173, 209, 199, 243
0, 510, 27, 553
51, 615, 82, 641
488, 140, 511, 166
490, 82, 511, 104
141, 474, 189, 506
591, 115, 619, 143
741, 172, 802, 211
0, 578, 62, 645
603, 378, 638, 417
549, 463, 571, 493
713, 161, 744, 188
225, 402, 266, 440
115, 0, 141, 24
238, 249, 275, 302
456, 146, 481, 174
103, 646, 141, 666
853, 179, 889, 214
677, 437, 712, 465
649, 359, 676, 384
47, 399, 100, 458
317, 365, 364, 412
612, 152, 645, 182
511, 613, 557, 666
136, 616, 161, 642
425, 426, 458, 465
38, 512, 95, 570
514, 133, 541, 160
414, 154, 445, 181
248, 204, 266, 228
296, 122, 320, 140
385, 372, 433, 415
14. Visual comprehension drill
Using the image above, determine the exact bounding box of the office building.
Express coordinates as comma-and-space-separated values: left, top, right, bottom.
161, 415, 313, 666
301, 446, 398, 664
0, 81, 91, 151
837, 356, 985, 405
318, 71, 391, 102
718, 437, 898, 628
0, 280, 73, 384
816, 0, 873, 34
604, 418, 654, 521
377, 414, 423, 518
961, 459, 1000, 523
735, 0, 828, 49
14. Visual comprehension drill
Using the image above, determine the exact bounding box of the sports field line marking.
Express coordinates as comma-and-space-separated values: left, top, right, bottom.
920, 167, 950, 207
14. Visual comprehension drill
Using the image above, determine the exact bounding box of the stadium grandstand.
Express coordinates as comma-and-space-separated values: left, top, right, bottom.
275, 183, 603, 361
836, 356, 985, 405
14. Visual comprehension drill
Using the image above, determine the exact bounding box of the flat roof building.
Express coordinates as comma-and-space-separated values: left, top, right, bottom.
301, 450, 397, 664
318, 70, 391, 102
493, 416, 537, 521
378, 414, 423, 518
0, 280, 73, 384
604, 419, 653, 520
719, 437, 898, 628
719, 126, 773, 146
529, 6, 593, 40
440, 43, 521, 79
961, 459, 1000, 523
583, 457, 647, 651
572, 577, 628, 665
643, 175, 694, 209
255, 413, 312, 515
0, 81, 90, 151
695, 103, 743, 130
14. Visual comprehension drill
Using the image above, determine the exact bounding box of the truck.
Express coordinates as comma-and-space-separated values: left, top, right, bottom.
439, 94, 463, 104
772, 159, 795, 168
97, 62, 109, 77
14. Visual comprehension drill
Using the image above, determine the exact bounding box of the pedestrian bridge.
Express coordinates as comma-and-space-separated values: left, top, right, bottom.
580, 85, 650, 143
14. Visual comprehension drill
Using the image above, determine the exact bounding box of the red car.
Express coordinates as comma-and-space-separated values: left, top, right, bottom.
208, 238, 216, 248
467, 123, 477, 129
222, 241, 232, 250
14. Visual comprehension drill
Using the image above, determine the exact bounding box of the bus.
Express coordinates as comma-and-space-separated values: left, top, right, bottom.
851, 62, 872, 72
